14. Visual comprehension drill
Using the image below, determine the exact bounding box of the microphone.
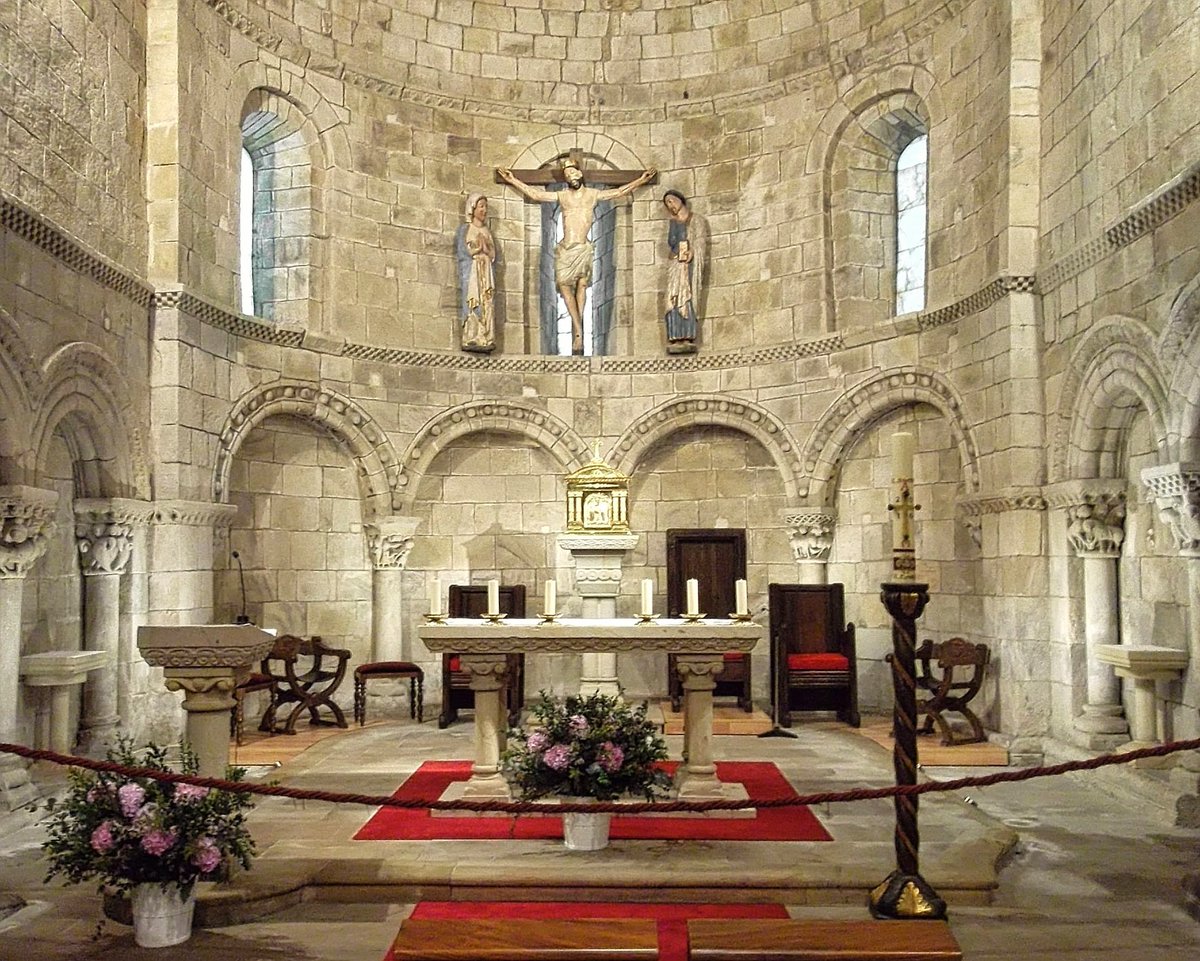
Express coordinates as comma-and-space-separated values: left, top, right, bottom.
232, 550, 250, 624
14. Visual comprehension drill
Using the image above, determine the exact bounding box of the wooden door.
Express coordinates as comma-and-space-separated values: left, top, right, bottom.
665, 529, 746, 617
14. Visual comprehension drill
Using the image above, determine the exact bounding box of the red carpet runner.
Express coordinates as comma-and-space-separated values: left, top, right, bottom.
355, 760, 831, 842
384, 902, 791, 961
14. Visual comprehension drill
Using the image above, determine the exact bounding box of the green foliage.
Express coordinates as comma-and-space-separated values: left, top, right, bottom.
41, 738, 255, 898
501, 692, 671, 801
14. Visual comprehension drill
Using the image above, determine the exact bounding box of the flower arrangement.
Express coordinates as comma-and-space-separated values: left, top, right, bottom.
42, 739, 255, 898
501, 692, 671, 801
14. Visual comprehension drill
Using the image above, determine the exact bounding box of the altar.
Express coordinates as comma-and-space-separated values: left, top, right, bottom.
417, 617, 763, 802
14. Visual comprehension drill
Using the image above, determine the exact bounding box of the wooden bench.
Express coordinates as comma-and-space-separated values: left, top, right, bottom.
687, 919, 961, 961
389, 918, 659, 961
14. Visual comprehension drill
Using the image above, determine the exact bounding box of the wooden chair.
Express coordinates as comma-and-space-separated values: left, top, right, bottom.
769, 583, 859, 727
258, 634, 351, 735
353, 661, 424, 725
230, 670, 273, 744
915, 637, 990, 745
439, 584, 526, 729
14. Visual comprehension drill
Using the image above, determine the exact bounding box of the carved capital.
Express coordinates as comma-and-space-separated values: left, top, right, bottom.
1141, 463, 1200, 556
780, 508, 835, 561
74, 499, 148, 575
365, 515, 420, 570
0, 485, 59, 579
165, 674, 238, 712
1046, 482, 1127, 557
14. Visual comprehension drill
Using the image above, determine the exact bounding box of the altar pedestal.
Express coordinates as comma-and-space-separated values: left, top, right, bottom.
20, 650, 111, 754
419, 618, 762, 802
1096, 644, 1189, 766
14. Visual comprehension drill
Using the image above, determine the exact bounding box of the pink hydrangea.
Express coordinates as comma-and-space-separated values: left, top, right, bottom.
597, 742, 624, 773
191, 837, 222, 874
117, 783, 146, 819
567, 715, 589, 736
174, 783, 209, 802
90, 821, 116, 853
525, 731, 550, 752
542, 744, 571, 771
139, 828, 178, 856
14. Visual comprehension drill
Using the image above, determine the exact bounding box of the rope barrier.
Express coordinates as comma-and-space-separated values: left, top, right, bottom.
3, 737, 1198, 816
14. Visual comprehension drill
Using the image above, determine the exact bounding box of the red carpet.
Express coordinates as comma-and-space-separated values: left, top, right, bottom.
384, 902, 790, 961
354, 760, 830, 842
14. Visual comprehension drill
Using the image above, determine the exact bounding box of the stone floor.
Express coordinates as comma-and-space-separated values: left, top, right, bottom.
0, 716, 1197, 960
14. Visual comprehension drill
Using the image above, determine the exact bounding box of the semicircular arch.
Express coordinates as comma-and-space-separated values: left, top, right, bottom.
610, 394, 803, 501
803, 367, 980, 506
214, 381, 400, 516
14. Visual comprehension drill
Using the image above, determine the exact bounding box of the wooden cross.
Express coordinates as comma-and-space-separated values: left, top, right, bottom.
493, 148, 658, 188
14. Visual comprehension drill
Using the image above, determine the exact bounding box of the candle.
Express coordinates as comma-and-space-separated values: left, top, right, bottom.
640, 578, 654, 617
487, 579, 500, 616
735, 579, 748, 616
428, 581, 442, 617
686, 578, 699, 616
544, 579, 557, 616
892, 431, 915, 480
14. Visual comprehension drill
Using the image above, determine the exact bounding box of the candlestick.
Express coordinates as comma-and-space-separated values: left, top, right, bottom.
640, 579, 654, 617
685, 578, 699, 617
889, 433, 919, 581
486, 579, 500, 616
734, 579, 748, 616
428, 581, 442, 617
891, 431, 915, 481
544, 579, 557, 617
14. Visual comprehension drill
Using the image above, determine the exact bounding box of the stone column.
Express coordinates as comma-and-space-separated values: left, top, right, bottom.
365, 516, 421, 662
782, 509, 835, 585
557, 533, 640, 697
673, 653, 746, 803
0, 487, 59, 811
459, 653, 511, 800
1055, 484, 1129, 746
75, 500, 140, 755
138, 625, 275, 777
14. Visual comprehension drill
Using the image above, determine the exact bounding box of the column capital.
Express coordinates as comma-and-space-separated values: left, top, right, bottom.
779, 508, 835, 561
0, 485, 59, 578
1141, 462, 1200, 556
365, 515, 421, 570
1045, 481, 1127, 558
74, 499, 151, 576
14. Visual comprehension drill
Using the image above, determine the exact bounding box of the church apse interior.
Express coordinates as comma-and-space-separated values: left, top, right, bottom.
2, 0, 1200, 954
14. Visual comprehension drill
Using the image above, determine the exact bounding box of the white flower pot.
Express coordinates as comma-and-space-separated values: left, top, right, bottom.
562, 809, 611, 851
130, 883, 195, 948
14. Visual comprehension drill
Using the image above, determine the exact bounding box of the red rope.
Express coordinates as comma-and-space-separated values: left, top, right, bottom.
4, 738, 1198, 815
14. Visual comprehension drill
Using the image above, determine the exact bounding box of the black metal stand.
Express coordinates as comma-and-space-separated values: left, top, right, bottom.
868, 581, 947, 920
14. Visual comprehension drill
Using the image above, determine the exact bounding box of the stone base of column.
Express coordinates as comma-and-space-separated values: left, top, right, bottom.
76, 716, 120, 757
578, 676, 621, 699
0, 755, 37, 813
1073, 703, 1129, 749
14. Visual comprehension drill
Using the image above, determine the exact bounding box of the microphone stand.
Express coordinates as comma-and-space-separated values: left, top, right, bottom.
231, 550, 250, 624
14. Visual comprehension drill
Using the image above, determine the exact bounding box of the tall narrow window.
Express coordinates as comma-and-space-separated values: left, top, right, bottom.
895, 135, 928, 315
239, 147, 255, 315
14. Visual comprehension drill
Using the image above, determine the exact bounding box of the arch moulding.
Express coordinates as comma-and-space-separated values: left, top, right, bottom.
214, 381, 400, 516
803, 367, 981, 506
397, 400, 590, 512
610, 394, 803, 502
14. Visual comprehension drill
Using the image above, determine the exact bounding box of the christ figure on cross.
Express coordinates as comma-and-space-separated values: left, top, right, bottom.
497, 154, 657, 355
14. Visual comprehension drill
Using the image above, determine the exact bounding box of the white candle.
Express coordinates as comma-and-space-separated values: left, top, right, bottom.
735, 579, 748, 616
428, 581, 442, 617
686, 578, 699, 616
487, 579, 500, 616
544, 579, 556, 616
892, 431, 915, 480
640, 578, 654, 617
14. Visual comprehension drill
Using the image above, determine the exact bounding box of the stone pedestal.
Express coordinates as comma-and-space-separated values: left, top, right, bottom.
366, 516, 420, 661
20, 650, 111, 754
557, 533, 639, 697
137, 625, 275, 777
1095, 644, 1189, 764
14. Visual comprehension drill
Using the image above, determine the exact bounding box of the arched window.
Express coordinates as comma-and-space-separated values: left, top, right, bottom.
895, 135, 928, 315
239, 147, 254, 315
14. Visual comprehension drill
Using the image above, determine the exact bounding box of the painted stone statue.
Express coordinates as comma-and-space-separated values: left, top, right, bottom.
662, 189, 707, 354
456, 193, 497, 353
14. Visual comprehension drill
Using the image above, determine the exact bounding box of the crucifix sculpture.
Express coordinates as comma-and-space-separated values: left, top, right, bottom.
496, 150, 657, 355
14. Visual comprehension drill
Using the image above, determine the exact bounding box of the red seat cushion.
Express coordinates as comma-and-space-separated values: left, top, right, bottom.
356, 661, 423, 677
788, 653, 849, 671
448, 656, 461, 673
722, 652, 745, 662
